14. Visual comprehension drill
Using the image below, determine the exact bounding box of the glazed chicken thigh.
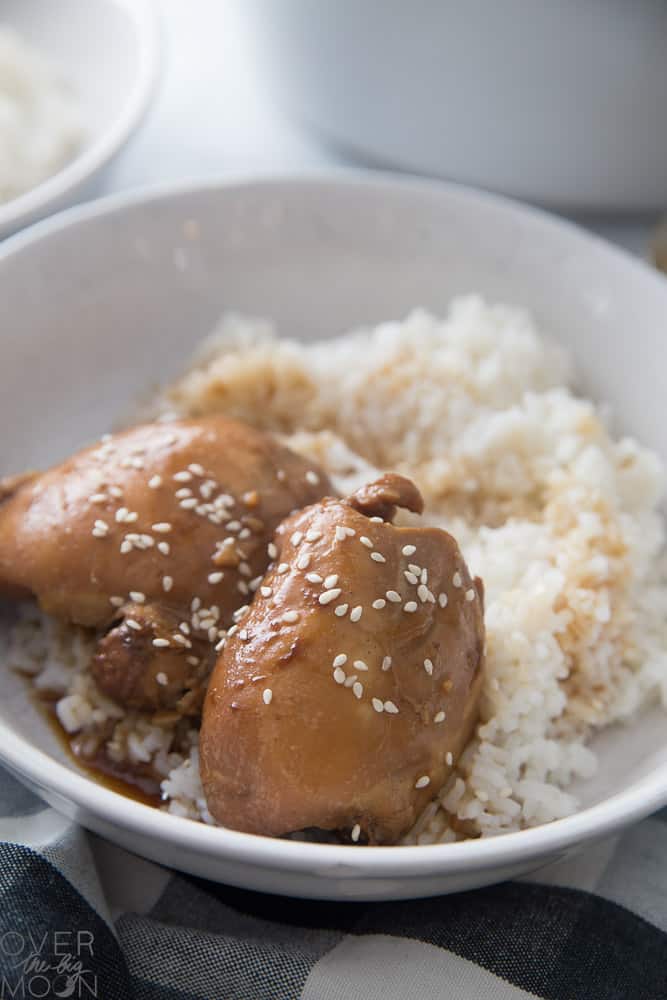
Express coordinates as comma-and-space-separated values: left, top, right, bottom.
0, 417, 331, 709
200, 474, 485, 844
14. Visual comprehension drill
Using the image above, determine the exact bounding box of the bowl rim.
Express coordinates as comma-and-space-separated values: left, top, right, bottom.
0, 0, 160, 235
1, 169, 666, 879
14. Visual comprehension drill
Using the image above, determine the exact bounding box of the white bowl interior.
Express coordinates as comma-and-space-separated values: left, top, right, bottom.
0, 0, 157, 234
0, 176, 665, 895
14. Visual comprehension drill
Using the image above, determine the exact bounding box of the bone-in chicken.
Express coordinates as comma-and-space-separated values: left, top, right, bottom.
200, 474, 485, 844
0, 417, 331, 708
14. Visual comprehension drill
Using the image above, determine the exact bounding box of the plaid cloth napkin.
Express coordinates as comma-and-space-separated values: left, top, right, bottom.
1, 766, 665, 999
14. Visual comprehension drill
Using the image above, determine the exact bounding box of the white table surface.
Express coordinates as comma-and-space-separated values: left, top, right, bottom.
100, 0, 659, 262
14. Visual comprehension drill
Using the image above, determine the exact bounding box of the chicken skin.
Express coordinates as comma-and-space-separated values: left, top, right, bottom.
0, 417, 331, 708
200, 474, 485, 844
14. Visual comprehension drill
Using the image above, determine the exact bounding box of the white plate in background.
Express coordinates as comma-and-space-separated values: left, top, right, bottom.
0, 0, 159, 238
0, 173, 666, 899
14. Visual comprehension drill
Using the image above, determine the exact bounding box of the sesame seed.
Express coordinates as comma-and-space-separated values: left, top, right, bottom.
175, 487, 192, 499
260, 586, 272, 597
227, 624, 238, 636
334, 604, 349, 617
402, 544, 416, 556
382, 656, 392, 671
186, 655, 199, 666
333, 667, 346, 684
344, 675, 357, 688
109, 596, 124, 608
130, 591, 146, 604
188, 463, 205, 476
115, 507, 129, 523
324, 574, 339, 588
239, 629, 249, 641
404, 602, 418, 613
372, 599, 386, 610
262, 688, 273, 705
386, 590, 401, 603
369, 516, 384, 523
162, 576, 173, 592
415, 775, 430, 789
131, 457, 144, 470
173, 471, 192, 482
180, 622, 191, 634
438, 593, 448, 608
452, 572, 462, 587
180, 498, 198, 509
333, 654, 348, 668
239, 562, 251, 577
152, 638, 170, 648
152, 522, 172, 534
208, 572, 224, 584
384, 700, 399, 714
344, 527, 356, 537
267, 542, 278, 559
282, 610, 299, 623
404, 571, 418, 585
408, 564, 421, 576
465, 588, 476, 601
353, 682, 363, 699
305, 529, 322, 542
173, 634, 190, 647
215, 639, 226, 652
234, 604, 249, 620
109, 485, 123, 499
353, 660, 369, 672
350, 605, 363, 622
424, 658, 434, 676
226, 520, 242, 532
126, 619, 141, 631
370, 552, 386, 563
360, 536, 373, 548
148, 475, 162, 489
191, 597, 201, 611
90, 493, 107, 504
335, 526, 347, 541
291, 531, 304, 546
319, 588, 341, 605
446, 752, 454, 766
92, 519, 109, 537
237, 581, 249, 595
277, 563, 289, 574
351, 824, 361, 842
156, 672, 168, 686
276, 469, 287, 482
296, 553, 311, 570
305, 572, 323, 584
434, 711, 446, 724
305, 470, 319, 485
372, 698, 384, 713
420, 568, 428, 584
119, 540, 132, 555
158, 541, 170, 555
418, 584, 430, 603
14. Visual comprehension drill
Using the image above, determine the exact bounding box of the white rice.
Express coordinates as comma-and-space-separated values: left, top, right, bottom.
0, 26, 83, 204
8, 296, 667, 842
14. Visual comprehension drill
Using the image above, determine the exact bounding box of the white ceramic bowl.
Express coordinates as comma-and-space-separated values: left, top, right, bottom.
0, 0, 159, 238
1, 174, 666, 900
236, 0, 667, 211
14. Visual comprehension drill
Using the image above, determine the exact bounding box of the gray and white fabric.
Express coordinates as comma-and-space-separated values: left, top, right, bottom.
1, 765, 665, 999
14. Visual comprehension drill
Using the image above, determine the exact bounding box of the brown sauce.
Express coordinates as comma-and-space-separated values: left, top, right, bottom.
38, 693, 161, 809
